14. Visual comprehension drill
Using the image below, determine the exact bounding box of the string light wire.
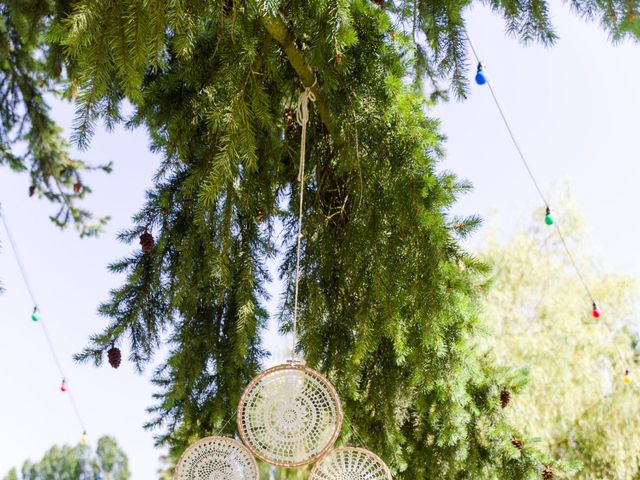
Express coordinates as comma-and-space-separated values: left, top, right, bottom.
465, 34, 630, 372
0, 202, 88, 435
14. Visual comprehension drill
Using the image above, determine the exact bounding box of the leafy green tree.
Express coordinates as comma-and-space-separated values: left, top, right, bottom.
479, 192, 640, 479
3, 436, 130, 480
4, 0, 640, 478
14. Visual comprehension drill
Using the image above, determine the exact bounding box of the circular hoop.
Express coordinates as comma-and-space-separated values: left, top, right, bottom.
237, 363, 343, 467
174, 436, 259, 480
309, 447, 393, 480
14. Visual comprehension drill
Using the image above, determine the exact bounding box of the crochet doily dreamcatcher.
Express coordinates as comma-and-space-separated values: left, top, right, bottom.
174, 436, 259, 480
237, 362, 343, 466
308, 447, 393, 480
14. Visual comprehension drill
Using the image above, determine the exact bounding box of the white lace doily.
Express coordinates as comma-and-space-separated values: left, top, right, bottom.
174, 436, 259, 480
308, 447, 392, 480
237, 363, 343, 466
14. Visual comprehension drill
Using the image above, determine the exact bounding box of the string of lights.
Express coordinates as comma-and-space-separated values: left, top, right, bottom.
0, 202, 89, 440
467, 34, 631, 382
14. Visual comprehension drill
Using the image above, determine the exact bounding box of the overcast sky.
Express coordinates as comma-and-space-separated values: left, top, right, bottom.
1, 4, 639, 477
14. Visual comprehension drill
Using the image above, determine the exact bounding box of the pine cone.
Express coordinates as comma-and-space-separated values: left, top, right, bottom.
140, 231, 155, 253
29, 185, 36, 197
107, 346, 122, 369
542, 466, 554, 480
500, 389, 511, 408
223, 0, 234, 16
511, 437, 522, 450
73, 182, 82, 193
371, 0, 384, 6
283, 108, 296, 134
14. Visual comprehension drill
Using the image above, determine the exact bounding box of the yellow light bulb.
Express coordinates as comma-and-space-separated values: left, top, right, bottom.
80, 432, 88, 445
624, 370, 632, 385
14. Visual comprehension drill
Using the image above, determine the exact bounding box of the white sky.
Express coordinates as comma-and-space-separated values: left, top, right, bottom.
1, 3, 639, 477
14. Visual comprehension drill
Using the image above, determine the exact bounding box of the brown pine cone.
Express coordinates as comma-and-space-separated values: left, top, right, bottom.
107, 346, 122, 369
371, 0, 384, 6
29, 185, 36, 197
511, 438, 522, 450
73, 182, 82, 193
542, 467, 554, 480
140, 231, 155, 253
501, 389, 511, 408
283, 108, 296, 134
223, 0, 234, 16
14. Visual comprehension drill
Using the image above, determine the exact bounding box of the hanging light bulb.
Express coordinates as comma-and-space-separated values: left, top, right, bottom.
80, 431, 88, 445
475, 62, 487, 85
60, 379, 68, 392
544, 207, 554, 225
592, 302, 601, 319
624, 370, 632, 384
31, 307, 40, 322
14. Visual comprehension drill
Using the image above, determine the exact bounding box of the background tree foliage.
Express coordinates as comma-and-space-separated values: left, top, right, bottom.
3, 436, 130, 480
3, 0, 640, 478
479, 192, 640, 479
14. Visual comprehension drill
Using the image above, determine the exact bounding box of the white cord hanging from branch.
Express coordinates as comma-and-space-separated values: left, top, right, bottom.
291, 84, 315, 359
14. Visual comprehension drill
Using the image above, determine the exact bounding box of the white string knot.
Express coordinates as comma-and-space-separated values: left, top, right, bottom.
295, 86, 316, 127
295, 86, 315, 183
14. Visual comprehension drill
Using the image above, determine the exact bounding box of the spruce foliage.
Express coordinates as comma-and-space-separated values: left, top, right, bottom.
0, 0, 109, 236
5, 0, 637, 477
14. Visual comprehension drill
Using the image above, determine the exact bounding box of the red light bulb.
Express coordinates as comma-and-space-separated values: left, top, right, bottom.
592, 302, 600, 319
60, 379, 68, 392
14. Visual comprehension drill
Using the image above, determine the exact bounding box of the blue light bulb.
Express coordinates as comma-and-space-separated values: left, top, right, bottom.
475, 63, 487, 85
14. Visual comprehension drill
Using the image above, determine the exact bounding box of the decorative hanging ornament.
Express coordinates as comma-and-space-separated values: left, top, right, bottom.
475, 62, 487, 85
624, 369, 632, 384
308, 447, 392, 480
175, 436, 258, 480
237, 362, 343, 467
31, 307, 40, 322
544, 207, 554, 226
592, 302, 601, 319
60, 379, 68, 392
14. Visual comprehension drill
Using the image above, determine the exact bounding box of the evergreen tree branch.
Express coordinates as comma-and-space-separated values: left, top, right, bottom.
261, 16, 333, 133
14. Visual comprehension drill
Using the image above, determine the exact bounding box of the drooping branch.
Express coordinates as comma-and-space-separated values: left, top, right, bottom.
261, 17, 333, 133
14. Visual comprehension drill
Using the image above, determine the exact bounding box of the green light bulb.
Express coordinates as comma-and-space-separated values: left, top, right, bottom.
544, 207, 554, 226
31, 309, 40, 322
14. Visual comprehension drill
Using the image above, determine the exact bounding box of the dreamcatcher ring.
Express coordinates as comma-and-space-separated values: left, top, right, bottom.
308, 446, 393, 480
237, 362, 343, 467
174, 435, 259, 480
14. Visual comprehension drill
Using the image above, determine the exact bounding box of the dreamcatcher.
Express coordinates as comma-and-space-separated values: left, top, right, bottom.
174, 436, 258, 480
308, 447, 393, 480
